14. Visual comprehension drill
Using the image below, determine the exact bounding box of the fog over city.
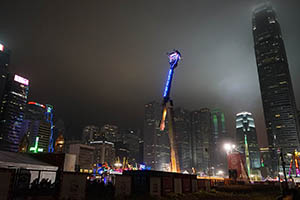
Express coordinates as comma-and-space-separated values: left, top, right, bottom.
1, 0, 300, 147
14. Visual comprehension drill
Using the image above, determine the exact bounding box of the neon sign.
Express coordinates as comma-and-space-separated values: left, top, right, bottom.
29, 137, 43, 153
14, 75, 29, 86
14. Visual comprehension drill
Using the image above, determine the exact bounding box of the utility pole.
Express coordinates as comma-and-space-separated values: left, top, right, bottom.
280, 148, 288, 195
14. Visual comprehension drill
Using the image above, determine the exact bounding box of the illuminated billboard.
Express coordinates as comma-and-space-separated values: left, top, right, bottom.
14, 75, 29, 86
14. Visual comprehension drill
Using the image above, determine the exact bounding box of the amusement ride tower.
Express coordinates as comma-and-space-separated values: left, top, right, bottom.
159, 50, 181, 173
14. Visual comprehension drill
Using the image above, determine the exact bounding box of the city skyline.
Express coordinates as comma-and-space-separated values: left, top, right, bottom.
1, 1, 300, 147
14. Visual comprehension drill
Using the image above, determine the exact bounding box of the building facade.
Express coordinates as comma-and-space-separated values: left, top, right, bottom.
82, 125, 99, 144
0, 74, 29, 152
211, 109, 228, 172
100, 124, 119, 143
236, 112, 260, 170
0, 43, 9, 104
253, 5, 300, 169
120, 128, 141, 164
174, 107, 192, 172
20, 102, 54, 152
68, 143, 95, 173
90, 140, 115, 165
191, 108, 212, 174
143, 101, 170, 171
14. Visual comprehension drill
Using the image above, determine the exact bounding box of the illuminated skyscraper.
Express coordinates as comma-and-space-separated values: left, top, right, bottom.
120, 128, 141, 164
253, 5, 300, 161
20, 102, 54, 152
82, 125, 99, 144
100, 124, 118, 143
143, 101, 170, 171
90, 140, 115, 165
211, 109, 227, 172
0, 43, 10, 104
0, 74, 29, 152
191, 108, 212, 173
236, 112, 260, 169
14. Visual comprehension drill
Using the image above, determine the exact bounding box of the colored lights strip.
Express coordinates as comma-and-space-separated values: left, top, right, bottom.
28, 101, 46, 108
29, 137, 44, 153
160, 107, 167, 131
14, 74, 29, 86
163, 68, 174, 98
46, 104, 54, 152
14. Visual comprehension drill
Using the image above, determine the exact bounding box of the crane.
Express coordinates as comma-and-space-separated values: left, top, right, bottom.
159, 50, 181, 173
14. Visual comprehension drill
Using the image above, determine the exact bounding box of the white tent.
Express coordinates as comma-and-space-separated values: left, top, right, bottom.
0, 151, 58, 183
0, 150, 58, 171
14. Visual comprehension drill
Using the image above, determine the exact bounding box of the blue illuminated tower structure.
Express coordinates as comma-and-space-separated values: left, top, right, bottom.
0, 74, 29, 152
159, 50, 181, 172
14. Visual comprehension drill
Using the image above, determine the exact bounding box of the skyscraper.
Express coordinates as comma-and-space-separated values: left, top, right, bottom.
120, 128, 141, 164
143, 101, 170, 171
236, 112, 260, 170
0, 74, 29, 152
174, 107, 192, 172
191, 108, 212, 174
20, 102, 54, 152
253, 5, 300, 160
82, 125, 99, 144
211, 109, 227, 172
0, 43, 10, 104
100, 124, 118, 143
90, 140, 115, 165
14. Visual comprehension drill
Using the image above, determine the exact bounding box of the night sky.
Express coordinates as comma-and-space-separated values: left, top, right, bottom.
0, 0, 300, 147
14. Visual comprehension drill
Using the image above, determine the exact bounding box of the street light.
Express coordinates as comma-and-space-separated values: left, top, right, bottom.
114, 162, 122, 168
224, 143, 236, 154
216, 170, 224, 177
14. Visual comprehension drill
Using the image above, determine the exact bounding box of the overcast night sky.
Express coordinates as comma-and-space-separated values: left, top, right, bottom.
0, 0, 300, 147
